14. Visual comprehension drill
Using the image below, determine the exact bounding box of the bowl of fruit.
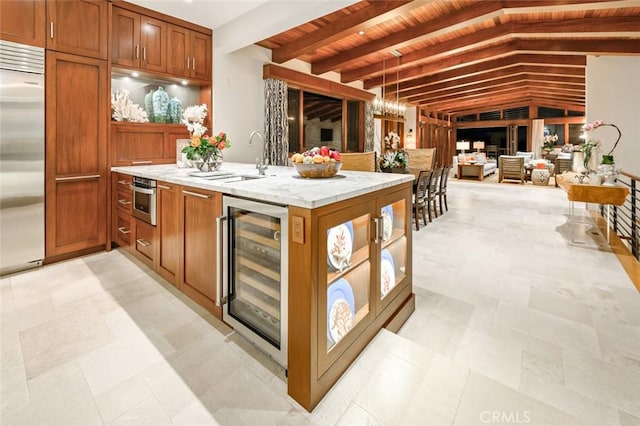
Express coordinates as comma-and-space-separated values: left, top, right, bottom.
291, 146, 342, 178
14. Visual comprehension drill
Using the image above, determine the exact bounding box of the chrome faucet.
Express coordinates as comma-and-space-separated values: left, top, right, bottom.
250, 130, 268, 175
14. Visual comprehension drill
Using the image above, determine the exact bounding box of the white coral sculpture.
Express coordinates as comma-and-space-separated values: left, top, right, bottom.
111, 88, 149, 123
181, 104, 208, 136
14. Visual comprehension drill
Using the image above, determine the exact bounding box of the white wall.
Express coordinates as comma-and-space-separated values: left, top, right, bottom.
586, 56, 640, 176
212, 44, 269, 163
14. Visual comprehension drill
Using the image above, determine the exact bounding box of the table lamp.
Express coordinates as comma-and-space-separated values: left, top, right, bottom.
456, 141, 470, 157
473, 141, 485, 152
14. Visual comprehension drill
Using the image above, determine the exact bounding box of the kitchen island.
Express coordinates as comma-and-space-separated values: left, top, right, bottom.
111, 162, 415, 411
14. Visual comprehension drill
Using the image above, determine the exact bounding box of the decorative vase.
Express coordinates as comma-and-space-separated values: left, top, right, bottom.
194, 152, 223, 172
598, 163, 619, 186
152, 87, 169, 123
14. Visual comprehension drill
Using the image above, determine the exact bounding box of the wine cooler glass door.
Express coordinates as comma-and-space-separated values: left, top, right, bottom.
222, 196, 288, 367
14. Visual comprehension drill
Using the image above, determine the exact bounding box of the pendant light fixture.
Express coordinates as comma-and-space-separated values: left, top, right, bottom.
373, 50, 406, 119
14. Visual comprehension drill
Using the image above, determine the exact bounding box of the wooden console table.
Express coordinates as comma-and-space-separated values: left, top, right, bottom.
556, 173, 629, 243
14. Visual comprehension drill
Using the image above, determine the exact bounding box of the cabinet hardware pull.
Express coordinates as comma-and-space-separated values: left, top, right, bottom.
216, 215, 228, 307
118, 199, 131, 205
131, 160, 152, 165
157, 184, 171, 190
143, 47, 146, 60
129, 185, 155, 195
55, 174, 100, 181
118, 180, 130, 185
372, 217, 381, 243
135, 45, 139, 59
192, 58, 196, 70
117, 227, 131, 234
182, 190, 210, 199
273, 230, 281, 242
136, 239, 151, 247
50, 22, 54, 39
186, 57, 190, 69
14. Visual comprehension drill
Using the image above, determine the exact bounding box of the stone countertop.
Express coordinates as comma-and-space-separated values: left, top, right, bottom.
111, 163, 414, 209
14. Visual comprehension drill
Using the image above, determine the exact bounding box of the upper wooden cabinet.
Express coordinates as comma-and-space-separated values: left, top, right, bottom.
166, 24, 211, 81
47, 0, 108, 60
0, 0, 46, 47
112, 6, 167, 73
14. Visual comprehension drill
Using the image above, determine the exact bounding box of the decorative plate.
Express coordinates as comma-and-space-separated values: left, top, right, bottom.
380, 249, 396, 298
381, 205, 393, 241
327, 221, 354, 271
327, 278, 355, 344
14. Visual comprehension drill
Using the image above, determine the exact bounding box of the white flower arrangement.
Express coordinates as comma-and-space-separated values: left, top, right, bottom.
543, 134, 558, 144
384, 131, 401, 148
181, 104, 208, 137
111, 88, 148, 123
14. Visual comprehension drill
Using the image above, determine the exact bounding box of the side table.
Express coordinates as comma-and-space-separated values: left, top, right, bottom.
531, 168, 550, 185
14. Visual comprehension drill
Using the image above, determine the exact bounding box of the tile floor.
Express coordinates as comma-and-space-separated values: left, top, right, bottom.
1, 179, 639, 425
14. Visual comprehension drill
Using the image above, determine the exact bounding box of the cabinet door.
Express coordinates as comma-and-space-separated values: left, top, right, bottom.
157, 181, 179, 285
318, 202, 374, 375
166, 24, 189, 78
189, 31, 211, 80
375, 188, 411, 315
45, 51, 107, 256
180, 186, 221, 318
113, 210, 132, 248
140, 16, 166, 73
133, 218, 156, 267
111, 6, 140, 68
0, 0, 46, 47
47, 0, 108, 60
111, 124, 166, 166
111, 173, 132, 249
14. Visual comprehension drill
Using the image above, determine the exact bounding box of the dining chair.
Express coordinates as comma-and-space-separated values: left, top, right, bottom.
413, 170, 431, 230
437, 166, 450, 215
554, 157, 573, 187
405, 148, 436, 172
426, 167, 442, 222
339, 152, 376, 171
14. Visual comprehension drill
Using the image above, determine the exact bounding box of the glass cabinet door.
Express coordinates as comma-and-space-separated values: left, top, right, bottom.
376, 194, 409, 313
227, 207, 283, 349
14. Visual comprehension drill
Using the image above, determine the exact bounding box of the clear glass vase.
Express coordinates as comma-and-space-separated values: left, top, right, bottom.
194, 152, 223, 172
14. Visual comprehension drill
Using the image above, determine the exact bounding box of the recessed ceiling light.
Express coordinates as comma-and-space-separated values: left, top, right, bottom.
358, 30, 365, 36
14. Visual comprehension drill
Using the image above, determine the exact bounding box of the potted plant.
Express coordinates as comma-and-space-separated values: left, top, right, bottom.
380, 150, 408, 173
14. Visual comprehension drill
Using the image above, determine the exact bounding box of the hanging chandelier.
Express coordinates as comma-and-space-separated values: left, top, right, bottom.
373, 50, 406, 119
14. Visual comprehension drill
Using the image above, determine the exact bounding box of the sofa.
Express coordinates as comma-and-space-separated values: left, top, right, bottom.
453, 152, 497, 179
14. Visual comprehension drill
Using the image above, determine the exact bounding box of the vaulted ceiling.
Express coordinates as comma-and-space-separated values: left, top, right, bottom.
256, 0, 640, 117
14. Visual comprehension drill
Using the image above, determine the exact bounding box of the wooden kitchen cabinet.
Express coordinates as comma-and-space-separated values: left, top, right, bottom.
111, 123, 188, 166
132, 218, 156, 267
47, 0, 108, 60
111, 6, 166, 73
288, 181, 414, 411
112, 173, 133, 249
179, 186, 222, 318
157, 181, 179, 285
46, 51, 107, 257
0, 0, 46, 47
166, 24, 211, 81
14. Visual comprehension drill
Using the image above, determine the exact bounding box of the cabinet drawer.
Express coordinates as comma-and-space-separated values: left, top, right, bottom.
114, 211, 132, 247
116, 188, 132, 214
134, 219, 155, 263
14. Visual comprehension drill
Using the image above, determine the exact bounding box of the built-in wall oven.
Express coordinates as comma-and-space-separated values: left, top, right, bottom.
217, 196, 288, 367
130, 176, 157, 225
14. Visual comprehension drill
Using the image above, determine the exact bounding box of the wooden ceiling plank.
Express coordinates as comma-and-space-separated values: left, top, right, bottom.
311, 1, 506, 75
271, 1, 415, 64
514, 38, 640, 54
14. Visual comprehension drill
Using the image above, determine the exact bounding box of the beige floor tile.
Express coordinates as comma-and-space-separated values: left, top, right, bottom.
2, 362, 103, 426
0, 363, 30, 416
20, 304, 115, 379
455, 371, 581, 425
528, 287, 594, 325
336, 402, 383, 425
94, 375, 153, 423
172, 399, 221, 426
107, 396, 173, 426
593, 315, 640, 372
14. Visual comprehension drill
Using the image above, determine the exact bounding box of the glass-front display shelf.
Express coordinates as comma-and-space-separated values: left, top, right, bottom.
379, 199, 407, 301
326, 213, 371, 353
111, 74, 201, 124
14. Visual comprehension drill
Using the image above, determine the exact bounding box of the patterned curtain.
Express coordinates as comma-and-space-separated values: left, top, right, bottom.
264, 78, 289, 166
364, 101, 375, 152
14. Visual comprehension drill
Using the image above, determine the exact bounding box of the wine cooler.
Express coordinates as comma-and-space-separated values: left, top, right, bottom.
217, 196, 288, 367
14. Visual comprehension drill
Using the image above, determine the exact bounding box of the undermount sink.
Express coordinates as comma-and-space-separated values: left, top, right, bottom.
220, 174, 267, 183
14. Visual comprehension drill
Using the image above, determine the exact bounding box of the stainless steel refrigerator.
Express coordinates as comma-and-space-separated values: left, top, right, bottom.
0, 40, 45, 275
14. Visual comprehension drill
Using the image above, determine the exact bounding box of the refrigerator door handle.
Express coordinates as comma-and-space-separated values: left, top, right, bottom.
216, 215, 228, 307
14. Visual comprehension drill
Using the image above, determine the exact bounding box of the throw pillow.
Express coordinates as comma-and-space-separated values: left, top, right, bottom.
474, 153, 487, 164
